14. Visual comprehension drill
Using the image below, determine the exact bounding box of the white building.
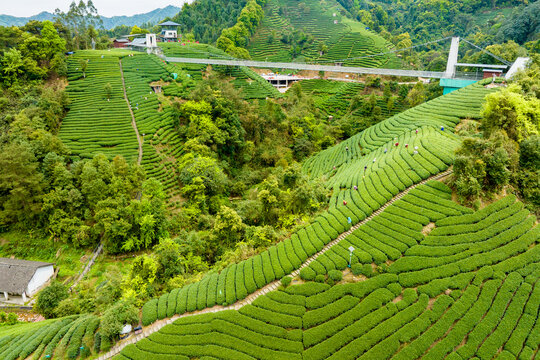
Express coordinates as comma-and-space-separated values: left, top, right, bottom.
0, 258, 55, 302
158, 21, 181, 42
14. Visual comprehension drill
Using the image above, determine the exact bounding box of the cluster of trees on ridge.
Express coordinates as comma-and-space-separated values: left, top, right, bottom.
452, 59, 539, 212
216, 0, 266, 58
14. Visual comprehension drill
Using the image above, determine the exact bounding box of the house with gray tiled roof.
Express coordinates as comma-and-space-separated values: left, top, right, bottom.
0, 258, 54, 302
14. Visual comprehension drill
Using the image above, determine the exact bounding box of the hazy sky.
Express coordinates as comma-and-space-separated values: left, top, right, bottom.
2, 0, 182, 17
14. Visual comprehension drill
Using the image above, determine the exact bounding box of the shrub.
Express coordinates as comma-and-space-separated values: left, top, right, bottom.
100, 336, 112, 352
387, 283, 402, 296
142, 298, 158, 326
100, 300, 139, 340
362, 264, 374, 277
6, 312, 17, 325
36, 282, 68, 319
300, 267, 316, 281
166, 288, 179, 317
157, 293, 168, 319
328, 270, 343, 282
315, 274, 326, 283
351, 263, 363, 276
281, 276, 292, 288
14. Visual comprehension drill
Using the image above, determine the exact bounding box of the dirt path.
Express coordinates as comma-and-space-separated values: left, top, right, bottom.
97, 169, 453, 360
119, 60, 143, 165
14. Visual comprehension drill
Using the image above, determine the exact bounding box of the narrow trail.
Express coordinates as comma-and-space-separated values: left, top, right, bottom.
119, 60, 143, 165
69, 243, 103, 292
97, 169, 453, 360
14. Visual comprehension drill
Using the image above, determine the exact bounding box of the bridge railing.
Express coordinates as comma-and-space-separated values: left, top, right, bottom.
454, 71, 484, 81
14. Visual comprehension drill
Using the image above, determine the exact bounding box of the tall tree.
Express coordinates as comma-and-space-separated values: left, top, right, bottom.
54, 0, 103, 50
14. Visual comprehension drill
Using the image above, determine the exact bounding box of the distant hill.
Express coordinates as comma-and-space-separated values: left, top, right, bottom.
0, 5, 184, 29
101, 5, 183, 29
0, 11, 54, 27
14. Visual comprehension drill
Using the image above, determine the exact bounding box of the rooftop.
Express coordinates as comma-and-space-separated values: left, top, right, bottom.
0, 258, 54, 295
158, 21, 181, 26
127, 38, 148, 47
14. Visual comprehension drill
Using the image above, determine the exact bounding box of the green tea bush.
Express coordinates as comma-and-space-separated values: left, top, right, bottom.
157, 293, 169, 319
351, 263, 363, 276
300, 267, 316, 281
142, 298, 158, 326
328, 270, 343, 282
281, 276, 292, 288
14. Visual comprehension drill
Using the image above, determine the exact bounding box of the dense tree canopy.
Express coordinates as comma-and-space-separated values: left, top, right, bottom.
452, 61, 539, 211
172, 0, 248, 44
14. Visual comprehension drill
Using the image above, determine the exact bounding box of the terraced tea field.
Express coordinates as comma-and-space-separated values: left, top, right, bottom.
298, 79, 406, 118
110, 79, 540, 360
60, 50, 139, 161
0, 314, 101, 360
135, 80, 505, 321
119, 180, 539, 359
247, 0, 401, 68
120, 55, 183, 193
302, 81, 495, 179
8, 71, 538, 360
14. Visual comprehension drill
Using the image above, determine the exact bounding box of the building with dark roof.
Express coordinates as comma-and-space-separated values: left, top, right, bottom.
0, 258, 54, 302
113, 38, 129, 48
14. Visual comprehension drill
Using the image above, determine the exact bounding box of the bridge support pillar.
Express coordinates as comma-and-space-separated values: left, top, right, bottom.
445, 37, 460, 78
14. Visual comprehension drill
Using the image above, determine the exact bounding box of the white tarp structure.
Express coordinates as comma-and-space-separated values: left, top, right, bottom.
120, 324, 132, 335
506, 57, 531, 79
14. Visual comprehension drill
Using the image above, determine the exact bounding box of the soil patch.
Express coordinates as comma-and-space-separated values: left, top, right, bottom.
422, 222, 436, 235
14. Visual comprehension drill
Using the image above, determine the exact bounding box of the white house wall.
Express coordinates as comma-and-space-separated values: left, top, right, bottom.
26, 265, 54, 296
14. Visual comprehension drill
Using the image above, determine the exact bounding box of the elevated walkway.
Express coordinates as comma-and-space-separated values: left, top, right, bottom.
161, 55, 448, 79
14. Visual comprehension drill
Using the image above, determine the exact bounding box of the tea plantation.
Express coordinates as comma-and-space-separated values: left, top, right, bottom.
302, 80, 497, 179
59, 50, 140, 162
247, 0, 400, 68
0, 314, 101, 360
120, 54, 182, 193
12, 60, 539, 359
58, 48, 280, 197
298, 79, 406, 118
117, 182, 539, 359
118, 79, 539, 359
136, 80, 515, 319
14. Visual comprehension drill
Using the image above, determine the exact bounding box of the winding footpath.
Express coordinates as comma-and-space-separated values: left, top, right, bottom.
97, 169, 453, 360
119, 60, 143, 165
